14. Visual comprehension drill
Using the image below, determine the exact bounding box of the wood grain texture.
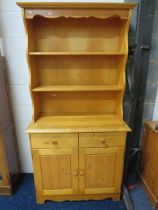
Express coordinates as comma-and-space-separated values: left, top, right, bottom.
27, 17, 127, 53
20, 3, 134, 121
34, 91, 122, 117
79, 132, 126, 147
30, 55, 124, 87
32, 148, 78, 196
29, 52, 126, 55
36, 193, 120, 204
139, 121, 158, 208
79, 147, 124, 194
32, 86, 123, 92
26, 116, 130, 133
17, 2, 136, 9
31, 133, 78, 149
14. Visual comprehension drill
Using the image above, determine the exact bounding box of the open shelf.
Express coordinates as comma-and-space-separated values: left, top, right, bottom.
29, 52, 127, 55
32, 85, 123, 92
29, 55, 125, 88
27, 16, 128, 53
33, 91, 122, 117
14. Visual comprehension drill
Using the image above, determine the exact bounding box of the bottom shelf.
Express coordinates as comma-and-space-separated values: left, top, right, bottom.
26, 115, 130, 133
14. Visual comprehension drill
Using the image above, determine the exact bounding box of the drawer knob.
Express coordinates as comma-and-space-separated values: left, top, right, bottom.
52, 140, 58, 145
80, 170, 84, 176
101, 139, 106, 144
101, 139, 108, 148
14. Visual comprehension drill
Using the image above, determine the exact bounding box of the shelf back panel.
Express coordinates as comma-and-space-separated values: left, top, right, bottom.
27, 17, 128, 53
34, 91, 122, 117
30, 55, 124, 86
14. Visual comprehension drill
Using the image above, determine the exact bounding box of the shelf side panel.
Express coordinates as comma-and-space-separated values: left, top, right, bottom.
22, 11, 40, 121
116, 10, 132, 120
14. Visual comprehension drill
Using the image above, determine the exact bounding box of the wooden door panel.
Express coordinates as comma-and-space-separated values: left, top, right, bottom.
40, 155, 71, 190
79, 147, 124, 194
32, 148, 78, 196
86, 154, 115, 188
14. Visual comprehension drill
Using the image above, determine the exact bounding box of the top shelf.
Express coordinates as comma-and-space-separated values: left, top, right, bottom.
29, 52, 127, 56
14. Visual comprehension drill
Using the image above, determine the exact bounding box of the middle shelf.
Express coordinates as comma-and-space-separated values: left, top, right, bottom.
32, 85, 123, 92
29, 52, 127, 55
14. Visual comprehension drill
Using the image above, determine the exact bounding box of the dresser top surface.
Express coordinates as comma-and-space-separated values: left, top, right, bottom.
26, 116, 131, 133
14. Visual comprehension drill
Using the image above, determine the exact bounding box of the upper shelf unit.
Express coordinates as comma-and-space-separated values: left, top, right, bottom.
26, 16, 128, 53
18, 2, 136, 121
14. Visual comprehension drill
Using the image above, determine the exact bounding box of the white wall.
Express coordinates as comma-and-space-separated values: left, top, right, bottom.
153, 89, 158, 120
0, 0, 124, 173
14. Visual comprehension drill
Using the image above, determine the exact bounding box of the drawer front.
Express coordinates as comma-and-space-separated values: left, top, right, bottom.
30, 133, 78, 149
79, 132, 126, 148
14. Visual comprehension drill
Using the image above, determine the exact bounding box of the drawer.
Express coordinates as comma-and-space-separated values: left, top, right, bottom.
79, 132, 126, 148
30, 133, 78, 149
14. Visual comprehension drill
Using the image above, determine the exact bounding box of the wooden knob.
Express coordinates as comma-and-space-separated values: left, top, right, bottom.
52, 140, 58, 145
73, 170, 78, 176
80, 170, 84, 176
101, 139, 108, 148
101, 139, 106, 144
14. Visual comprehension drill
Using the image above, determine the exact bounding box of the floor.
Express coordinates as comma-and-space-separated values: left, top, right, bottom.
0, 174, 153, 210
128, 176, 153, 210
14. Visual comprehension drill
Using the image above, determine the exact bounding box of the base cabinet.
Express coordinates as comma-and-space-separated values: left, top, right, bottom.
30, 132, 126, 203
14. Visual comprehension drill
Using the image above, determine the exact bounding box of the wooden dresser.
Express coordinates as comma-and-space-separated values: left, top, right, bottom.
139, 121, 158, 209
17, 2, 135, 203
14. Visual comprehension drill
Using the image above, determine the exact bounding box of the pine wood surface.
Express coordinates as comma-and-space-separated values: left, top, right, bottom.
17, 2, 136, 9
36, 193, 120, 204
139, 121, 158, 208
26, 116, 130, 133
20, 3, 133, 122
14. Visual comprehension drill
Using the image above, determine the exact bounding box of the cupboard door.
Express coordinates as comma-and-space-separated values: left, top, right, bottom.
32, 148, 78, 196
79, 147, 124, 194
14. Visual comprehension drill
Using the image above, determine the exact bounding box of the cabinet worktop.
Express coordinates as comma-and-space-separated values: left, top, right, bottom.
26, 116, 131, 133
